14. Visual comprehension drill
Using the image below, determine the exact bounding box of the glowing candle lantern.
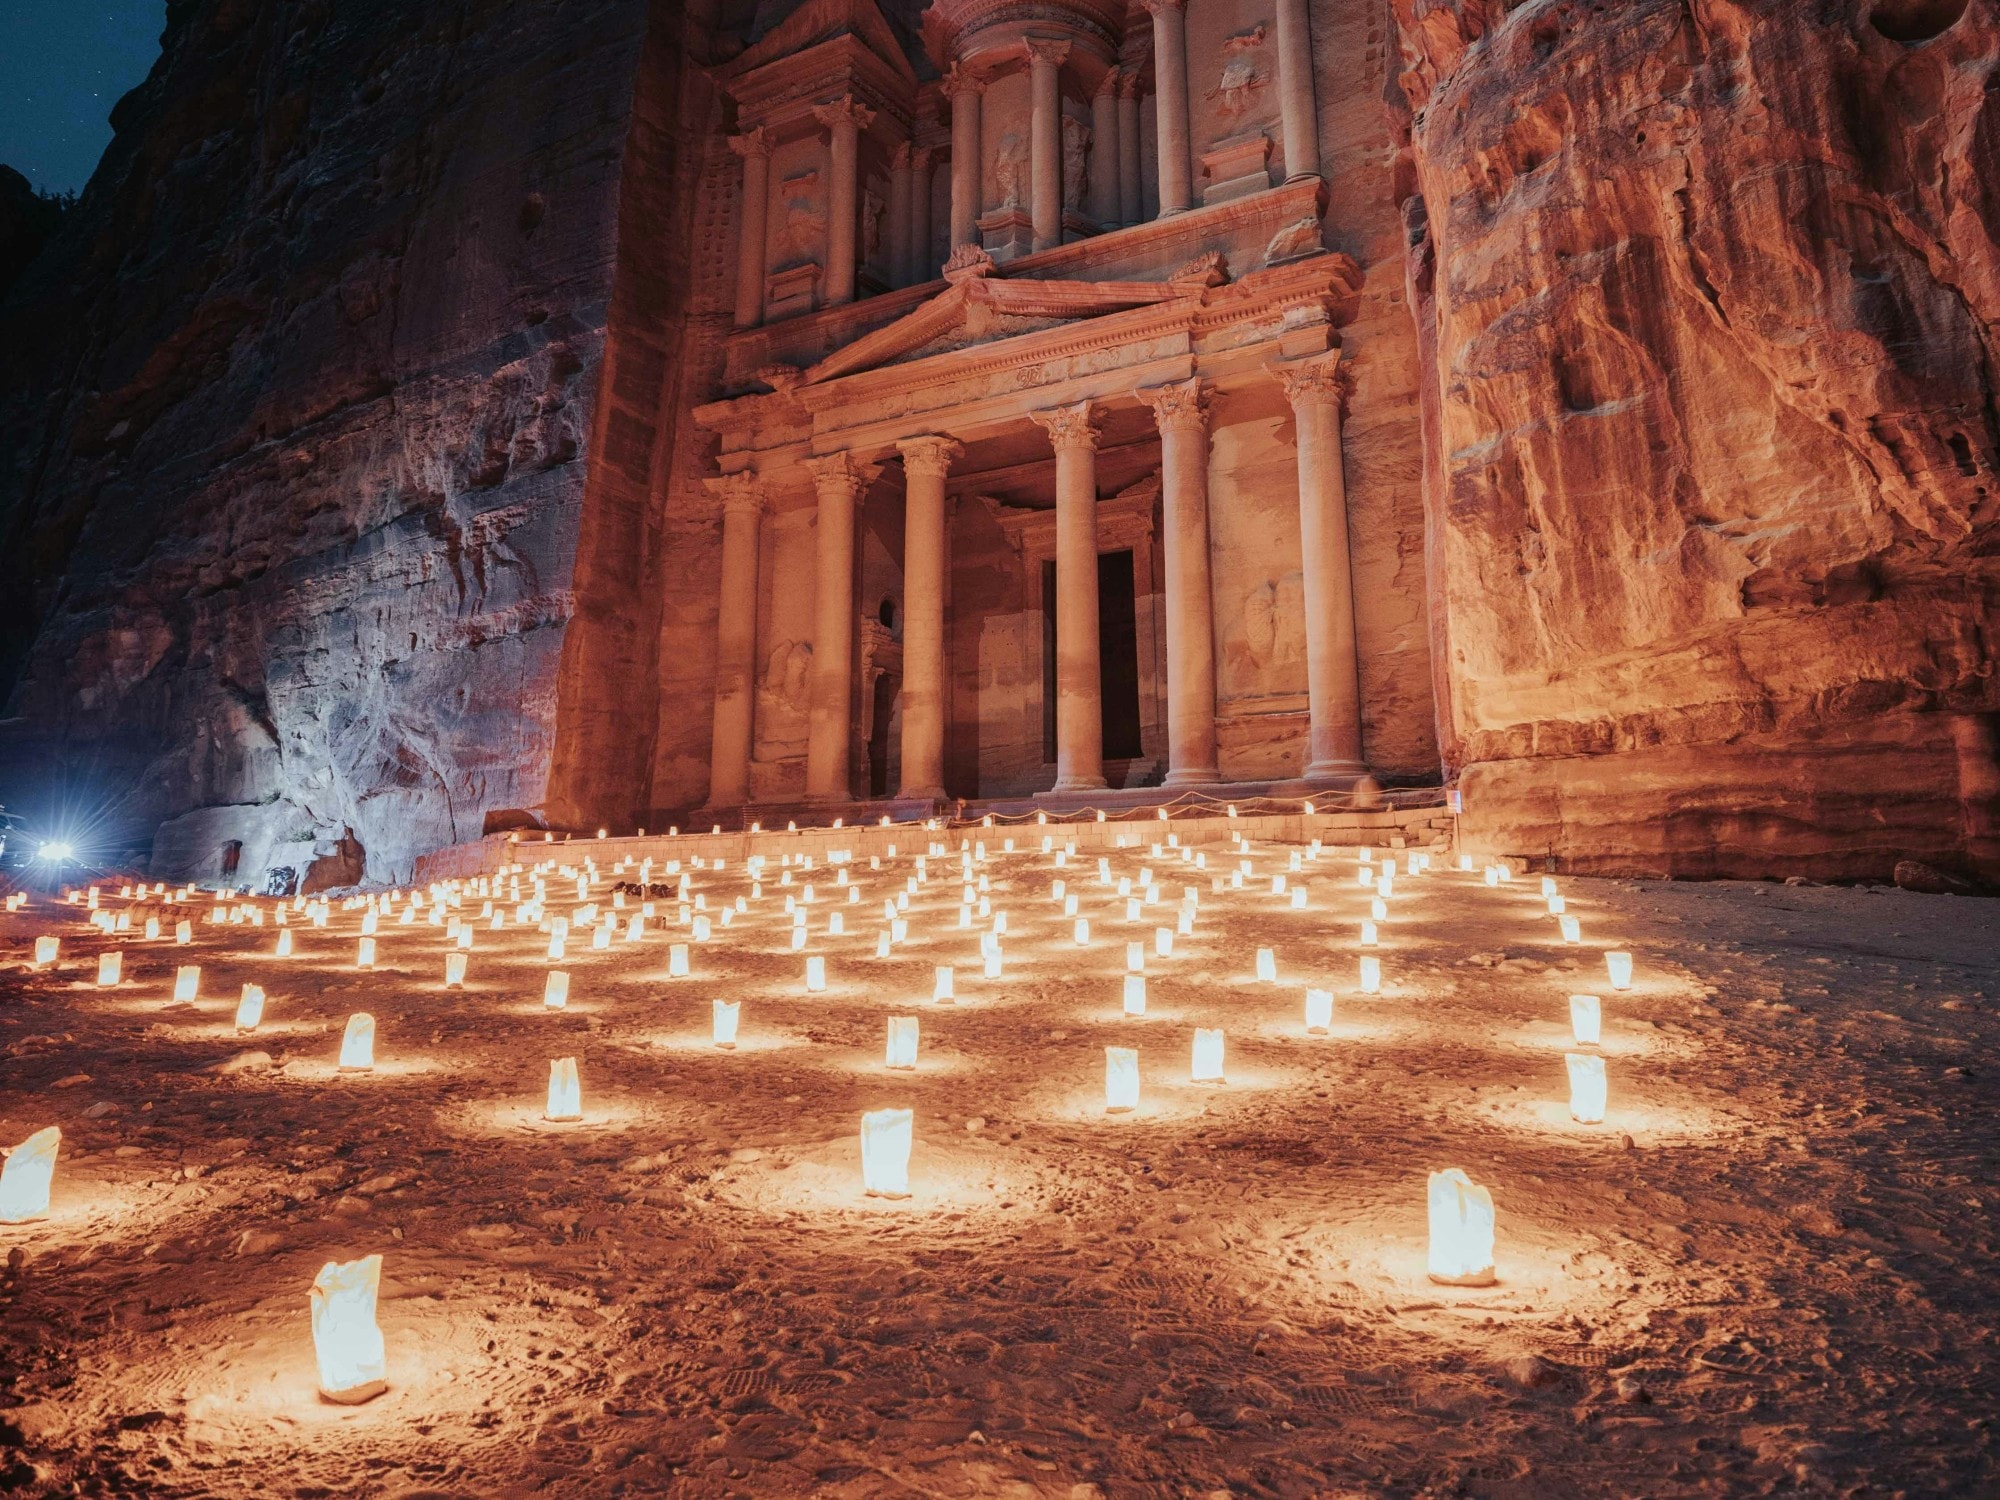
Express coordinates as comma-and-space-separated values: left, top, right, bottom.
1359, 919, 1378, 947
1606, 951, 1633, 990
548, 933, 566, 961
1359, 956, 1382, 994
790, 926, 808, 951
860, 1108, 913, 1199
1427, 1169, 1497, 1286
1191, 1028, 1225, 1083
339, 1013, 376, 1071
1255, 948, 1277, 983
1569, 993, 1602, 1045
97, 951, 122, 986
1371, 897, 1389, 921
805, 956, 827, 993
1125, 941, 1145, 974
173, 964, 200, 1001
891, 917, 908, 943
1122, 974, 1147, 1016
1565, 1052, 1607, 1124
172, 920, 190, 945
886, 1015, 919, 1070
441, 952, 467, 989
874, 931, 891, 958
1558, 914, 1581, 944
982, 950, 1001, 979
1073, 918, 1090, 947
1305, 988, 1334, 1034
592, 923, 611, 951
709, 998, 741, 1049
1064, 894, 1079, 918
1484, 867, 1500, 887
1290, 886, 1307, 910
361, 910, 378, 936
1154, 927, 1173, 958
0, 1127, 60, 1223
455, 924, 474, 951
543, 971, 569, 1008
32, 937, 57, 968
144, 916, 161, 941
310, 1254, 387, 1403
236, 983, 265, 1031
546, 1057, 582, 1121
933, 966, 954, 1003
1547, 894, 1566, 915
669, 943, 690, 977
1459, 854, 1474, 871
1105, 1046, 1140, 1112
356, 937, 378, 970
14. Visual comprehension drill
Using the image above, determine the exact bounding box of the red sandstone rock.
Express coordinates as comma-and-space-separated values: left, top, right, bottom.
1392, 0, 2000, 880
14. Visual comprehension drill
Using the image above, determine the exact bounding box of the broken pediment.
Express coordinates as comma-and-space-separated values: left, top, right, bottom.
719, 0, 918, 91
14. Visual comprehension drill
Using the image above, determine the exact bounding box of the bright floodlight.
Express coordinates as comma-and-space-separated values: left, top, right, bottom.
37, 841, 73, 863
0, 1127, 60, 1222
1427, 1168, 1496, 1286
860, 1108, 913, 1199
310, 1254, 388, 1403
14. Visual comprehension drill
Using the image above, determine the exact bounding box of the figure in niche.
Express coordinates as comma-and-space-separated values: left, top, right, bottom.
862, 186, 885, 265
1208, 26, 1269, 119
759, 640, 813, 719
995, 134, 1029, 209
780, 199, 825, 264
1062, 117, 1090, 212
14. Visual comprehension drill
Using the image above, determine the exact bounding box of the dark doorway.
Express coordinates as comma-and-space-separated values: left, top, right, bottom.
221, 840, 243, 878
1041, 551, 1143, 763
867, 673, 898, 797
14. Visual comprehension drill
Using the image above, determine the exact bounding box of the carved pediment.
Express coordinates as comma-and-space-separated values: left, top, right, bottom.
721, 0, 917, 89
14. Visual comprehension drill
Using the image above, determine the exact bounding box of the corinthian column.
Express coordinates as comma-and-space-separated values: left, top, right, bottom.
1274, 351, 1368, 783
943, 68, 983, 252
1273, 0, 1320, 181
895, 435, 961, 800
887, 143, 914, 287
1025, 38, 1069, 253
803, 453, 880, 801
703, 473, 765, 807
1030, 401, 1106, 792
813, 97, 875, 306
1117, 73, 1143, 225
728, 129, 771, 328
1139, 0, 1192, 215
1089, 75, 1120, 226
908, 146, 934, 281
1137, 380, 1219, 785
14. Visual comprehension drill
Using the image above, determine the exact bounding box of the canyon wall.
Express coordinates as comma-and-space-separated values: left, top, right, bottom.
0, 0, 698, 886
1393, 0, 2000, 879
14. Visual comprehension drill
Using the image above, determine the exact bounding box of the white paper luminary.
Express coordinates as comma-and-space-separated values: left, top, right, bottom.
1255, 948, 1277, 983
891, 917, 909, 943
1121, 974, 1148, 1017
96, 951, 122, 986
1359, 919, 1379, 947
860, 1108, 913, 1198
1427, 1168, 1497, 1286
1566, 1052, 1607, 1123
144, 917, 160, 941
1541, 875, 1558, 897
0, 1127, 61, 1222
357, 937, 379, 970
790, 926, 808, 952
1064, 894, 1079, 917
1606, 951, 1634, 990
544, 1057, 583, 1122
1569, 994, 1602, 1046
361, 910, 379, 936
1191, 1028, 1225, 1083
982, 950, 1002, 979
875, 931, 892, 958
1105, 1046, 1140, 1112
1290, 887, 1307, 909
592, 923, 611, 951
544, 971, 570, 1008
885, 1015, 919, 1070
1126, 941, 1145, 974
805, 956, 827, 993
176, 920, 192, 944
339, 1013, 376, 1071
236, 984, 265, 1031
1558, 915, 1581, 944
1484, 867, 1500, 887
1153, 927, 1173, 959
669, 943, 690, 977
32, 937, 57, 968
1125, 898, 1141, 923
828, 912, 844, 937
173, 964, 200, 1001
1177, 909, 1193, 937
1370, 897, 1389, 921
1548, 894, 1566, 915
1459, 854, 1474, 871
933, 966, 954, 1003
1305, 988, 1334, 1034
310, 1254, 388, 1403
1359, 956, 1382, 993
992, 911, 1007, 935
547, 933, 566, 961
444, 952, 468, 989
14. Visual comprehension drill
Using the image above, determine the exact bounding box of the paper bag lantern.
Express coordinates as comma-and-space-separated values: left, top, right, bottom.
860, 1108, 913, 1199
361, 910, 378, 936
1125, 941, 1145, 974
97, 951, 122, 986
1606, 951, 1633, 990
547, 933, 566, 961
235, 984, 265, 1031
1255, 949, 1277, 983
875, 931, 891, 958
144, 917, 161, 941
276, 929, 294, 957
1565, 1052, 1607, 1123
790, 926, 808, 951
1558, 914, 1581, 944
0, 1127, 61, 1223
175, 920, 192, 944
1191, 1028, 1225, 1083
592, 923, 612, 951
1304, 988, 1333, 1034
1177, 909, 1193, 937
310, 1254, 387, 1403
885, 1015, 919, 1070
444, 952, 467, 988
711, 998, 740, 1048
546, 1057, 582, 1121
1154, 927, 1173, 959
1370, 897, 1388, 921
933, 966, 955, 1003
1122, 975, 1147, 1016
1290, 886, 1307, 909
891, 918, 908, 943
1569, 994, 1602, 1046
356, 938, 376, 970
173, 965, 200, 1001
1427, 1168, 1496, 1286
669, 943, 690, 977
982, 950, 1001, 979
1359, 956, 1382, 994
1359, 919, 1378, 947
805, 956, 827, 993
339, 1013, 376, 1071
1104, 1046, 1139, 1112
543, 971, 569, 1008
1547, 894, 1566, 915
33, 937, 57, 968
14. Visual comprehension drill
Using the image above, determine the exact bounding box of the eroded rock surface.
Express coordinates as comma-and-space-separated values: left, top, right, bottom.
1393, 0, 2000, 879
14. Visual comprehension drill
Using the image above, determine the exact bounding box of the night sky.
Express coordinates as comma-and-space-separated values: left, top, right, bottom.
0, 1, 166, 195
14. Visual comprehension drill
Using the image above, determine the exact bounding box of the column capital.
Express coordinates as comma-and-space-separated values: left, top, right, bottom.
940, 65, 985, 100
908, 144, 935, 174
1030, 400, 1104, 452
891, 141, 913, 170
1095, 71, 1122, 100
812, 97, 877, 134
897, 435, 964, 477
1138, 0, 1186, 16
1271, 349, 1349, 410
728, 127, 772, 160
703, 471, 766, 519
1024, 35, 1072, 69
804, 451, 882, 498
1118, 69, 1146, 100
1136, 378, 1211, 434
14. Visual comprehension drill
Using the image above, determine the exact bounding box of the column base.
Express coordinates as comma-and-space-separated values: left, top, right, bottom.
1160, 767, 1222, 788
1051, 775, 1108, 793
1300, 763, 1382, 806
896, 785, 947, 802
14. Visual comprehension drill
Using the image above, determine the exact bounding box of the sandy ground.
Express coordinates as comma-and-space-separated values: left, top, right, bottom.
0, 838, 1996, 1499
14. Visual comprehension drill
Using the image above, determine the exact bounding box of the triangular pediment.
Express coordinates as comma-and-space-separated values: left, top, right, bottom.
723, 0, 916, 86
798, 273, 1201, 385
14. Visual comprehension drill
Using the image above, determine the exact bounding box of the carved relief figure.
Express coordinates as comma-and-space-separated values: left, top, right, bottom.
758, 639, 813, 742
780, 201, 825, 265
995, 134, 1029, 209
1234, 575, 1306, 688
861, 186, 885, 265
1208, 26, 1270, 119
1061, 116, 1089, 212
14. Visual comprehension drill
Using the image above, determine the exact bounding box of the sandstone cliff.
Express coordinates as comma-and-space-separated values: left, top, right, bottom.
1393, 0, 2000, 879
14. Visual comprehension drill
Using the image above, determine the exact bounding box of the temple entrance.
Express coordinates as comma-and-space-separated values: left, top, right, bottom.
866, 671, 898, 798
1041, 551, 1143, 765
